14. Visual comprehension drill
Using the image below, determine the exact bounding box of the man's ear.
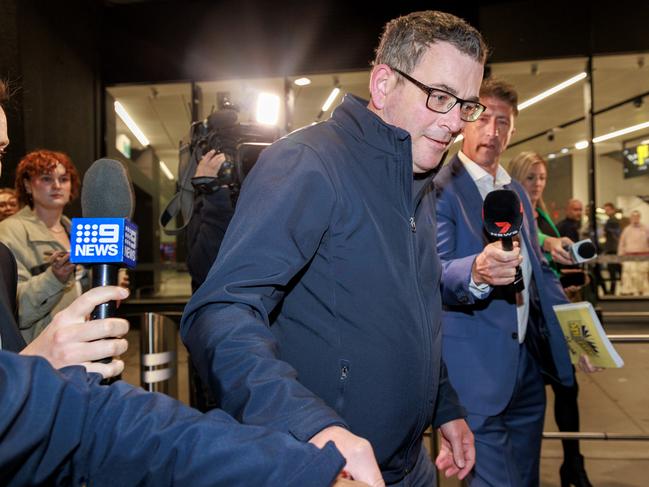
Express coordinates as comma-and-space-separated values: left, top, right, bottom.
369, 64, 394, 111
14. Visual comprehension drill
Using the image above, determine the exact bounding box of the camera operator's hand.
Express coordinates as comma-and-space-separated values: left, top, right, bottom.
194, 149, 226, 178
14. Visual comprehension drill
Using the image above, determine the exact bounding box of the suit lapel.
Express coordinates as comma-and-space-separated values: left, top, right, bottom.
450, 156, 485, 235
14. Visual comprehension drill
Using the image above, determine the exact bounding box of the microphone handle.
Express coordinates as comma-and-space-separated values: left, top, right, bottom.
501, 236, 513, 251
90, 263, 120, 364
500, 237, 525, 292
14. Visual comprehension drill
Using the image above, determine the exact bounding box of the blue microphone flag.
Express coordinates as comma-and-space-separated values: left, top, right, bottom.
70, 218, 138, 268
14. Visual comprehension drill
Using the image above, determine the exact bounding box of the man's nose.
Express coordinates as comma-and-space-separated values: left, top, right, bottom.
442, 104, 465, 134
485, 119, 499, 137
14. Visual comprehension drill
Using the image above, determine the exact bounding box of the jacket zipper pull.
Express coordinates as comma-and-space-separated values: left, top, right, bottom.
409, 217, 416, 233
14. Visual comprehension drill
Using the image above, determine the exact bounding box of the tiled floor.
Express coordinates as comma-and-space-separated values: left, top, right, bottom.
120, 321, 649, 486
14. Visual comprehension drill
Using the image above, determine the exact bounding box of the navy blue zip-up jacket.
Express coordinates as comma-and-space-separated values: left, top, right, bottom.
182, 95, 464, 483
0, 351, 344, 486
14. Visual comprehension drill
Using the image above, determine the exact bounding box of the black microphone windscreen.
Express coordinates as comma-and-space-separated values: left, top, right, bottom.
577, 240, 597, 259
81, 158, 134, 218
207, 109, 238, 130
483, 189, 523, 238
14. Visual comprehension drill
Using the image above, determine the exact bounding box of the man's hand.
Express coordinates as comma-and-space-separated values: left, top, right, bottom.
194, 149, 226, 178
20, 286, 130, 378
544, 236, 574, 265
332, 479, 371, 487
472, 241, 522, 286
434, 419, 475, 480
310, 426, 385, 487
577, 354, 604, 374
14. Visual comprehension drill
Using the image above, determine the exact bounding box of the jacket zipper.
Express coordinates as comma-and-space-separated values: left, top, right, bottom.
401, 156, 433, 476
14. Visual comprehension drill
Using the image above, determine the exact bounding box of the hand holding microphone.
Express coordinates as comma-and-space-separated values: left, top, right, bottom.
475, 190, 525, 290
70, 158, 138, 363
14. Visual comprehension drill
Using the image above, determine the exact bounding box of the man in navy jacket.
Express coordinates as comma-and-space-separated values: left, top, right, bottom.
434, 78, 573, 486
182, 11, 488, 486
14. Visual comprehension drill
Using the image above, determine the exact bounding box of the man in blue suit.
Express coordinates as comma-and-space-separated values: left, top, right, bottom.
434, 77, 573, 486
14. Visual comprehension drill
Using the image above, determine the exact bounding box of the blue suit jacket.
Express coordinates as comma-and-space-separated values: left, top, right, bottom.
434, 155, 573, 416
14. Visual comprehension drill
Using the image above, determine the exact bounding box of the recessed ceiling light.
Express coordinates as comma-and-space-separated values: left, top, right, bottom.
294, 77, 311, 86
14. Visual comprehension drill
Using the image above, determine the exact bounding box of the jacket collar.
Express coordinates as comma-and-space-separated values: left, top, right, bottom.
14, 206, 71, 243
331, 94, 411, 155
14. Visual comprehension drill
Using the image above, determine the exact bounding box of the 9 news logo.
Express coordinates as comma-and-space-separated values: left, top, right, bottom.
73, 222, 120, 257
70, 218, 138, 267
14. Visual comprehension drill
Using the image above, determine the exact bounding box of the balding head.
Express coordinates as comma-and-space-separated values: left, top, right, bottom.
565, 198, 583, 221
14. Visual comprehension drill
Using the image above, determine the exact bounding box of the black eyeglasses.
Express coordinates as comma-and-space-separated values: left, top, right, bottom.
390, 67, 486, 122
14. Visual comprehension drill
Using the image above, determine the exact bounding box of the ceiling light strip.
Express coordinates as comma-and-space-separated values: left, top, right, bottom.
159, 160, 174, 180
592, 121, 649, 143
114, 101, 150, 146
322, 87, 341, 112
517, 72, 587, 111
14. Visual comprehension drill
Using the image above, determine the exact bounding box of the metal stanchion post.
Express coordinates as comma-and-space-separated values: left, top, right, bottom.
140, 312, 178, 398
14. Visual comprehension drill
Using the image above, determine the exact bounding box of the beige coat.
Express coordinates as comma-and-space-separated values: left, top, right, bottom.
0, 206, 87, 342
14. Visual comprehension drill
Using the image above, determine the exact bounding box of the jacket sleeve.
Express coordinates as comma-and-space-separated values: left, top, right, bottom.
432, 359, 466, 428
186, 187, 235, 290
0, 351, 344, 487
435, 186, 484, 306
0, 220, 67, 331
181, 138, 348, 442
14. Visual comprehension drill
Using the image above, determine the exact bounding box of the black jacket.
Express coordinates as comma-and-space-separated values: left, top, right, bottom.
186, 188, 235, 291
0, 242, 25, 352
182, 95, 463, 483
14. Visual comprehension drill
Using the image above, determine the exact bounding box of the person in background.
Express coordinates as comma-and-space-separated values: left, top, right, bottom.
0, 80, 127, 376
618, 210, 649, 296
557, 198, 584, 243
602, 202, 622, 295
508, 150, 598, 487
435, 77, 583, 486
0, 187, 18, 220
186, 148, 233, 412
0, 149, 90, 343
507, 152, 574, 272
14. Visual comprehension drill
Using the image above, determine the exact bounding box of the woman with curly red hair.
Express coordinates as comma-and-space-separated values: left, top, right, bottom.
0, 149, 88, 342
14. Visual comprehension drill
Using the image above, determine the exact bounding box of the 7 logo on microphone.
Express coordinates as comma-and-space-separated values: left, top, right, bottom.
69, 218, 138, 268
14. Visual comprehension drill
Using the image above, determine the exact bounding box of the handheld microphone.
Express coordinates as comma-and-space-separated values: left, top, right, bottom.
483, 189, 525, 292
70, 159, 138, 323
564, 239, 598, 264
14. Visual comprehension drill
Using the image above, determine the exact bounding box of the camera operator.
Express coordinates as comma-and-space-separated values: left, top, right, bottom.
186, 148, 234, 291
185, 148, 235, 412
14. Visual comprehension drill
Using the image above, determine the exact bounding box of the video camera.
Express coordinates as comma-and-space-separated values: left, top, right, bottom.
160, 103, 279, 235
187, 104, 279, 197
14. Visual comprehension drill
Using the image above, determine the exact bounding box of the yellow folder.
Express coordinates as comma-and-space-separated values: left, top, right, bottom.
552, 301, 624, 368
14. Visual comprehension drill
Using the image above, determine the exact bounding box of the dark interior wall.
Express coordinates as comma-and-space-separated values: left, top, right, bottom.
0, 0, 101, 213
102, 1, 649, 85
101, 0, 485, 84
480, 1, 649, 62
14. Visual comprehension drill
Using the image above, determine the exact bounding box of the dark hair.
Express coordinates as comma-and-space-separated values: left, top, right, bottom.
373, 10, 488, 75
0, 80, 8, 109
15, 150, 81, 207
480, 77, 519, 116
